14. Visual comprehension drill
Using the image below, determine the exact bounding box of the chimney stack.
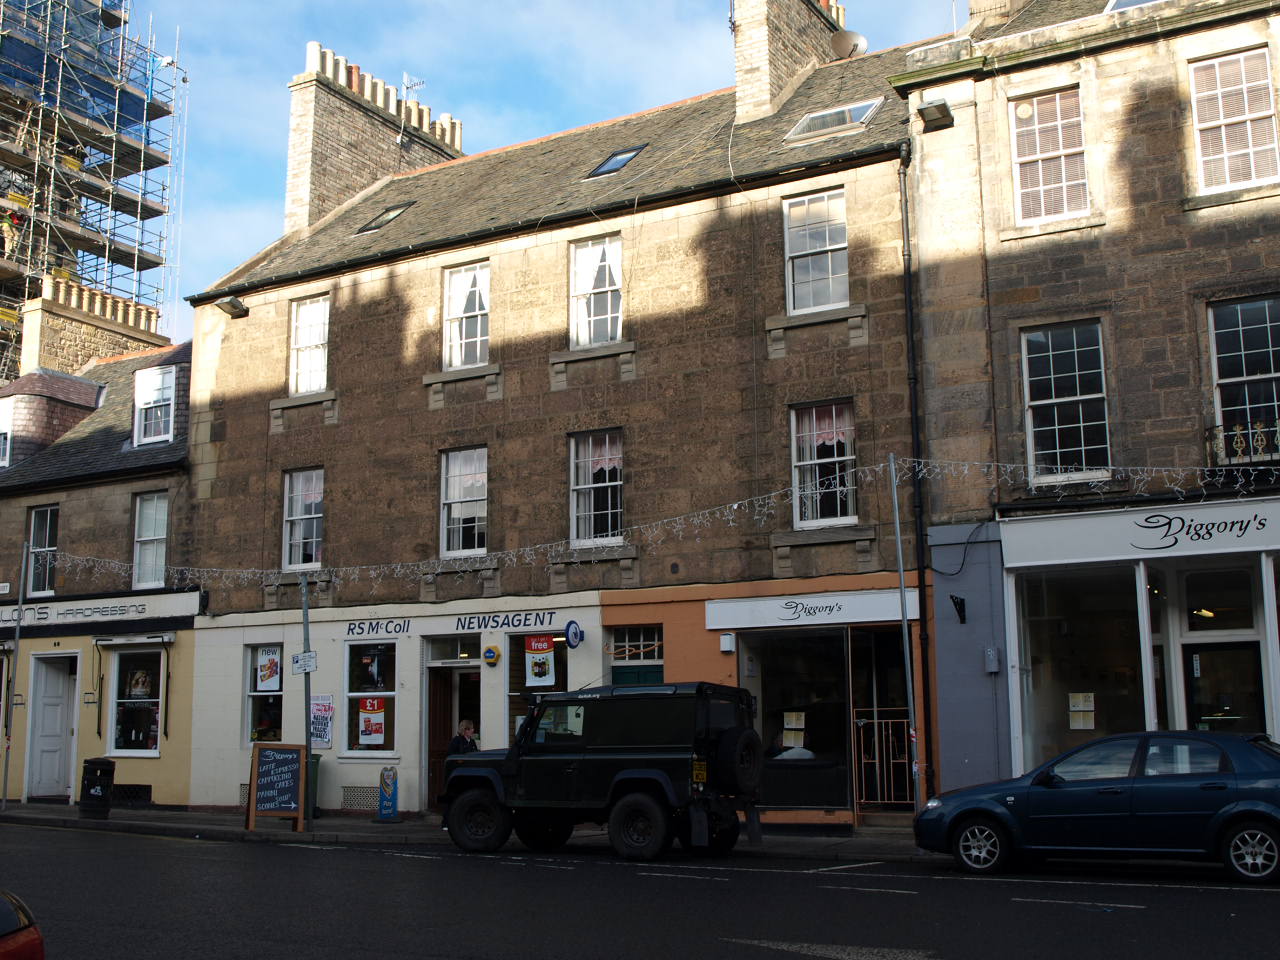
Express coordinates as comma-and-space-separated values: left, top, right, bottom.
283, 42, 463, 235
734, 0, 847, 124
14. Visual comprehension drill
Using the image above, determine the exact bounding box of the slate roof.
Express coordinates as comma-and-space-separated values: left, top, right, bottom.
974, 0, 1165, 41
0, 368, 99, 407
0, 342, 191, 494
191, 43, 917, 303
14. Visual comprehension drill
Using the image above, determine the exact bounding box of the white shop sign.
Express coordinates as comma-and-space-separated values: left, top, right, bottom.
0, 589, 200, 627
1000, 496, 1280, 568
705, 589, 919, 631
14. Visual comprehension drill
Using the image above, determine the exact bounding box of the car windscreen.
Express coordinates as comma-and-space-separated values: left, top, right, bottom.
0, 892, 32, 937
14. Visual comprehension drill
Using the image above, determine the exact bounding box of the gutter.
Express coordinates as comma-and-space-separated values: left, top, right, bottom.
187, 139, 908, 306
0, 458, 187, 498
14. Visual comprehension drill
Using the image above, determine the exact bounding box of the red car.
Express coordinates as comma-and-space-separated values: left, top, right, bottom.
0, 892, 43, 960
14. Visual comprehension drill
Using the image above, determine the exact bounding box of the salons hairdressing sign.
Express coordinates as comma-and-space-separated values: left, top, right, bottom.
1000, 497, 1280, 568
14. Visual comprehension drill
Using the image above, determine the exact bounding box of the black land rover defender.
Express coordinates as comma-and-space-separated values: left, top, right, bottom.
441, 682, 764, 860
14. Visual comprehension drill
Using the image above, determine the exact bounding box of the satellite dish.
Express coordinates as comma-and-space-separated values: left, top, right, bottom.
832, 30, 869, 59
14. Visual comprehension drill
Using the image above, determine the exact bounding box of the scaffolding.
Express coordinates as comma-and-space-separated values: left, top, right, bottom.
0, 0, 185, 382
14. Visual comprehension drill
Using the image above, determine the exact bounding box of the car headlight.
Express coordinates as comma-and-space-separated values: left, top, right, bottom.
924, 797, 942, 810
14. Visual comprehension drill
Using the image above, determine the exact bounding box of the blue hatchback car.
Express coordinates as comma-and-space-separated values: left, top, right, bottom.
914, 731, 1280, 882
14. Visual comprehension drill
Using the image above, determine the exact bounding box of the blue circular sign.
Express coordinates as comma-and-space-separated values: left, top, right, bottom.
565, 620, 584, 649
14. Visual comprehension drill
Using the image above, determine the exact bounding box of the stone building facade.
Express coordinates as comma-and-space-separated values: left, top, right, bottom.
186, 0, 931, 821
0, 343, 199, 808
894, 0, 1280, 788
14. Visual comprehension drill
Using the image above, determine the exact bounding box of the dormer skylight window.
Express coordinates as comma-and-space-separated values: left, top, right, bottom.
587, 145, 646, 178
356, 201, 414, 234
786, 97, 884, 142
1104, 0, 1163, 11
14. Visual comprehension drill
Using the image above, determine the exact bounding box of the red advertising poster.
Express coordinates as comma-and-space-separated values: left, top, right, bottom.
359, 697, 385, 746
525, 635, 555, 688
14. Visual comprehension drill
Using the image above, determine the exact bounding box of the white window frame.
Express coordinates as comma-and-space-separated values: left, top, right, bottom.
1010, 88, 1089, 225
1021, 320, 1112, 483
1104, 0, 1165, 12
443, 262, 490, 370
132, 492, 168, 590
610, 625, 664, 685
247, 644, 284, 745
133, 365, 174, 445
289, 294, 330, 396
441, 446, 488, 558
784, 190, 849, 316
1209, 295, 1280, 464
283, 468, 324, 571
1190, 48, 1280, 195
0, 396, 11, 467
790, 401, 857, 529
345, 641, 397, 754
570, 236, 622, 348
28, 504, 57, 597
785, 97, 884, 142
569, 429, 623, 547
109, 644, 167, 758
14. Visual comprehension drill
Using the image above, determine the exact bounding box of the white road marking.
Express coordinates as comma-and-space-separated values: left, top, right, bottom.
384, 852, 442, 860
638, 872, 729, 881
812, 862, 886, 872
1012, 897, 1145, 910
724, 939, 937, 959
818, 885, 918, 895
821, 870, 1279, 896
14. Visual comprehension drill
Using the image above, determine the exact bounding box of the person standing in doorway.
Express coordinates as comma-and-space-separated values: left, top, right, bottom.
447, 719, 478, 755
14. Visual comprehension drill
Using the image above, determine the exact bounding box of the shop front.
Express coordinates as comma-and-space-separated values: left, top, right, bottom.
1001, 497, 1280, 775
190, 592, 608, 815
0, 589, 199, 807
602, 575, 924, 821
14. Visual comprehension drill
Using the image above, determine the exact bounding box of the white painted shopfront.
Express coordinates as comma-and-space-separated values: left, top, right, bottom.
190, 592, 607, 815
1000, 497, 1280, 775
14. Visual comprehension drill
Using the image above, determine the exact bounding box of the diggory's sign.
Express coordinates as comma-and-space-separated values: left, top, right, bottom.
706, 589, 918, 630
1000, 497, 1280, 567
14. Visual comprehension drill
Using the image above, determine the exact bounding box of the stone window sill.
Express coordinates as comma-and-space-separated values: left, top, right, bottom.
1183, 182, 1280, 212
998, 214, 1106, 243
549, 340, 636, 390
765, 305, 867, 358
422, 363, 503, 410
269, 390, 337, 432
770, 525, 877, 578
548, 543, 639, 590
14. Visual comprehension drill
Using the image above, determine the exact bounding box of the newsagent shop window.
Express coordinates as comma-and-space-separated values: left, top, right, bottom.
248, 645, 283, 743
112, 648, 165, 755
347, 642, 396, 751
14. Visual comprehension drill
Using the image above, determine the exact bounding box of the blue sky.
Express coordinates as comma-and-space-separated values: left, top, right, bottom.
142, 0, 969, 341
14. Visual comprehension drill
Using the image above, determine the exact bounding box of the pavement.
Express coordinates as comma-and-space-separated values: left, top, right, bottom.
0, 802, 944, 864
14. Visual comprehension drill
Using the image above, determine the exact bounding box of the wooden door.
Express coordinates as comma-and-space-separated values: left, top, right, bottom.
426, 668, 453, 810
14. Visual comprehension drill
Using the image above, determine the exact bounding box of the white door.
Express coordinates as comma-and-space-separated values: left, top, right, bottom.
30, 657, 74, 798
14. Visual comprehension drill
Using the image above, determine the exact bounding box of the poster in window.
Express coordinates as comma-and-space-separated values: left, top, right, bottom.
128, 669, 153, 699
310, 694, 334, 750
525, 635, 555, 688
257, 646, 282, 692
359, 697, 385, 746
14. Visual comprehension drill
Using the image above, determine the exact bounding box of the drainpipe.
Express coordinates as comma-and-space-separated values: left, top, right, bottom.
897, 141, 935, 799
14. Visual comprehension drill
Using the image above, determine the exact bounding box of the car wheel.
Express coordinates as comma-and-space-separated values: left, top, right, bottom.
1222, 820, 1280, 883
447, 788, 512, 853
951, 817, 1012, 874
513, 813, 575, 852
608, 792, 671, 860
716, 726, 764, 793
707, 816, 741, 856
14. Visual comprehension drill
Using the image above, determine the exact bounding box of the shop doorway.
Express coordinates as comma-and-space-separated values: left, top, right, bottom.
424, 667, 480, 811
1182, 642, 1264, 733
850, 629, 912, 809
28, 655, 76, 801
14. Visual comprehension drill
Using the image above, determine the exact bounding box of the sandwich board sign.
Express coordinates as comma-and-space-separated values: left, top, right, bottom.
246, 743, 306, 832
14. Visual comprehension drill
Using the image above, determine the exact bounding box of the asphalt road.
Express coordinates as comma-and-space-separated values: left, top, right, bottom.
2, 823, 1275, 959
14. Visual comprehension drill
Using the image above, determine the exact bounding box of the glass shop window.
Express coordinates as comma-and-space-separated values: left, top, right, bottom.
114, 650, 163, 753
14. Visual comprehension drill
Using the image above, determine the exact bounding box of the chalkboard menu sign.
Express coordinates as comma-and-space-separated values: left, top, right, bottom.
246, 743, 306, 832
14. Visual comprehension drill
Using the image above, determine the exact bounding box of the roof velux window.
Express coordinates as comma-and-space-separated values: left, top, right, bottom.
587, 145, 646, 178
1104, 0, 1163, 11
786, 97, 884, 142
356, 201, 414, 234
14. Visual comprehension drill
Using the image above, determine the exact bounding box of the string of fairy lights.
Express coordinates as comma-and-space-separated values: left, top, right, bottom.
30, 455, 1280, 592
